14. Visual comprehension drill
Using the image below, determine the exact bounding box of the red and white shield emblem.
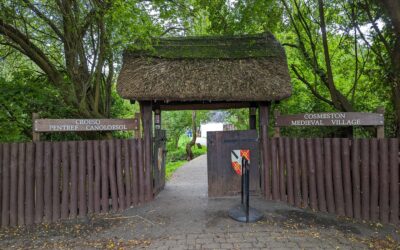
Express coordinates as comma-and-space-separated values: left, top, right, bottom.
231, 149, 250, 176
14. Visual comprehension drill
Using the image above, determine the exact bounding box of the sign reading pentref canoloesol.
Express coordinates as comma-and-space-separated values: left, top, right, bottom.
34, 119, 138, 132
275, 112, 384, 127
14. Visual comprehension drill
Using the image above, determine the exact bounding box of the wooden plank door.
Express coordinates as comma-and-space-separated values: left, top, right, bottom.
207, 130, 260, 197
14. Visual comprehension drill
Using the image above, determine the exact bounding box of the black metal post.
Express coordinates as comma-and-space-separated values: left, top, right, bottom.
241, 166, 244, 204
245, 160, 250, 222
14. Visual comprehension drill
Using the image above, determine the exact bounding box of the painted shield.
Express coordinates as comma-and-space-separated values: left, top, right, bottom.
231, 149, 250, 176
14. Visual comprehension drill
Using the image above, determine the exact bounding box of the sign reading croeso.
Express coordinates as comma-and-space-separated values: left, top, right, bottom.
34, 119, 138, 132
275, 112, 384, 127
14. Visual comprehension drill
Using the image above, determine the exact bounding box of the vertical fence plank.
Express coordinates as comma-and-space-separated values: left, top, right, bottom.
292, 138, 301, 208
2, 143, 11, 227
351, 139, 361, 220
323, 139, 335, 214
78, 141, 87, 217
306, 139, 318, 210
389, 138, 399, 224
52, 142, 60, 222
130, 140, 139, 205
138, 139, 145, 203
284, 138, 294, 205
87, 140, 94, 214
34, 141, 44, 224
123, 140, 132, 206
341, 138, 353, 218
314, 138, 326, 212
69, 141, 78, 218
9, 143, 18, 227
25, 143, 34, 225
262, 135, 270, 199
17, 143, 25, 226
379, 139, 389, 223
115, 140, 125, 211
44, 142, 52, 222
332, 138, 345, 216
271, 138, 279, 200
61, 142, 69, 219
370, 139, 379, 221
278, 138, 286, 202
108, 140, 118, 212
361, 139, 370, 220
299, 138, 308, 208
100, 140, 109, 213
93, 141, 101, 213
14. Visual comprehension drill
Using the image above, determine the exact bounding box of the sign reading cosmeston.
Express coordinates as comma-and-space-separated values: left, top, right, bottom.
34, 119, 138, 132
276, 112, 384, 127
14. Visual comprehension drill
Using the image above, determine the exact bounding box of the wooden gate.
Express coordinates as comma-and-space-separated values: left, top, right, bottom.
207, 130, 260, 197
153, 129, 167, 195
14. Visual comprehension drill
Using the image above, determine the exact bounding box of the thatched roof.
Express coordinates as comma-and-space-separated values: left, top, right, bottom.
117, 33, 292, 102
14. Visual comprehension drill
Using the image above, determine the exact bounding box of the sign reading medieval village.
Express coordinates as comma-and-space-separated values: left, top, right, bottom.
275, 112, 384, 127
34, 119, 138, 132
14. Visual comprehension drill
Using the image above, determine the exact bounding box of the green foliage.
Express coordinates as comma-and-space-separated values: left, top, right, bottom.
0, 70, 75, 142
164, 110, 209, 149
166, 134, 206, 162
165, 160, 186, 180
165, 134, 207, 180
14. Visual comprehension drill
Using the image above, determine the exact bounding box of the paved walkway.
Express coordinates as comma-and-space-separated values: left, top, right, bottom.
94, 155, 399, 249
0, 154, 398, 249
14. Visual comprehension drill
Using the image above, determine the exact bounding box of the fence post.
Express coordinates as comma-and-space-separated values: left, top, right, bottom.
376, 107, 385, 138
32, 113, 40, 141
274, 110, 281, 138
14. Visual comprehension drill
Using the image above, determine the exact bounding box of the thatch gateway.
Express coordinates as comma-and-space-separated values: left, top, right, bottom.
118, 33, 291, 107
117, 32, 292, 196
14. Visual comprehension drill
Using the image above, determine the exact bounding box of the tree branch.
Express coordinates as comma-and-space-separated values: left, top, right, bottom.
22, 0, 64, 41
0, 18, 62, 86
291, 64, 334, 106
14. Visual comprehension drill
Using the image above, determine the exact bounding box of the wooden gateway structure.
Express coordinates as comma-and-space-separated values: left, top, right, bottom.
117, 32, 292, 196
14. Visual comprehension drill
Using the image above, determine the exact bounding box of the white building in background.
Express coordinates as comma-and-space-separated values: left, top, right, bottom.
196, 122, 235, 146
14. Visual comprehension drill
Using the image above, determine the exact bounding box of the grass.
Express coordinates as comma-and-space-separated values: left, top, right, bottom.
165, 134, 207, 180
165, 160, 187, 180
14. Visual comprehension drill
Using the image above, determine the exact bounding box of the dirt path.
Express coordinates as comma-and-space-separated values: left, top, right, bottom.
0, 154, 399, 249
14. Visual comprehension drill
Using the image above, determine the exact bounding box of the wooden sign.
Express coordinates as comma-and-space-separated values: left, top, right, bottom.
276, 112, 384, 127
34, 119, 138, 132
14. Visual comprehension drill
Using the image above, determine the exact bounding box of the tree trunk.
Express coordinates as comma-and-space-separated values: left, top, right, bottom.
186, 111, 197, 161
379, 0, 400, 137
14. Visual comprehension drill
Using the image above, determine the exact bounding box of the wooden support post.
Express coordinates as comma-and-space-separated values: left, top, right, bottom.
259, 102, 270, 199
154, 109, 161, 130
249, 107, 257, 130
134, 112, 141, 139
140, 101, 153, 202
274, 110, 281, 137
154, 108, 161, 194
32, 113, 40, 141
376, 107, 385, 138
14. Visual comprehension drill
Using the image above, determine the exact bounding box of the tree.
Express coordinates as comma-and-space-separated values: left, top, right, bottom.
0, 0, 159, 118
185, 111, 197, 161
373, 0, 400, 136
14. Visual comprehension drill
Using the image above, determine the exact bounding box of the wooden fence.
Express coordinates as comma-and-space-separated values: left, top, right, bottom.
262, 137, 399, 225
0, 139, 151, 227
